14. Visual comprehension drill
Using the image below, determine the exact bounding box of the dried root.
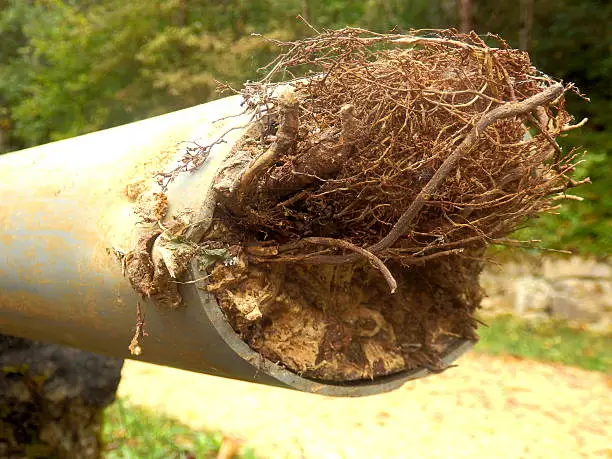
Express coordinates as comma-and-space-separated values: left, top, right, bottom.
216, 29, 583, 271
146, 28, 589, 381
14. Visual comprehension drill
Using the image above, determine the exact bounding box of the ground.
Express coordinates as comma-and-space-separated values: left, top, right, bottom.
117, 353, 610, 458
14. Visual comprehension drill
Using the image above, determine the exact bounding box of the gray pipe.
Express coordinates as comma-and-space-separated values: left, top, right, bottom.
0, 96, 473, 396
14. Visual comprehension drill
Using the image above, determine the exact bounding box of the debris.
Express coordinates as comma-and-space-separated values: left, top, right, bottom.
134, 192, 168, 223
128, 302, 147, 356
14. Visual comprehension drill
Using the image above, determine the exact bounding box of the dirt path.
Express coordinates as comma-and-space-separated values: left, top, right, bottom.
118, 353, 611, 458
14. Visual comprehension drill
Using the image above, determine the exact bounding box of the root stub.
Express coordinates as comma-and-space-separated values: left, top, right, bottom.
177, 28, 585, 382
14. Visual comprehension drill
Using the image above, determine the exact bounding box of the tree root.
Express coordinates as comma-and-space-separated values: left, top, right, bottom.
271, 83, 564, 265
233, 86, 299, 210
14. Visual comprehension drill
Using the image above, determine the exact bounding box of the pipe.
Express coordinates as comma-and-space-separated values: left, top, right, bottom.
0, 96, 473, 396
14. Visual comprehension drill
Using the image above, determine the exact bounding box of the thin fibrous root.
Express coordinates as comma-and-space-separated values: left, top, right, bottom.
274, 83, 564, 266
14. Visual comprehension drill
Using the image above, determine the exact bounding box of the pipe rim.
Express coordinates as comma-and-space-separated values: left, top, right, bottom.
189, 260, 474, 396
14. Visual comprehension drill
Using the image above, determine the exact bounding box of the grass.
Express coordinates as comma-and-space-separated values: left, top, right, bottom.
475, 315, 611, 373
100, 315, 609, 458
102, 400, 257, 459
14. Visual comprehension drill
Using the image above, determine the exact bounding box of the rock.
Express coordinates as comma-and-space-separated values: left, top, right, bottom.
549, 295, 598, 322
513, 276, 552, 315
479, 256, 612, 332
0, 334, 123, 459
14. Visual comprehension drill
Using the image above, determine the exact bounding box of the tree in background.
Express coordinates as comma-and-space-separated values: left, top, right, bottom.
458, 0, 472, 33
0, 0, 303, 148
2, 0, 609, 146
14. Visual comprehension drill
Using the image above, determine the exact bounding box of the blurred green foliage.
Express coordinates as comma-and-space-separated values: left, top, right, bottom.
476, 315, 611, 373
513, 131, 612, 257
0, 0, 292, 145
0, 0, 610, 255
103, 399, 257, 458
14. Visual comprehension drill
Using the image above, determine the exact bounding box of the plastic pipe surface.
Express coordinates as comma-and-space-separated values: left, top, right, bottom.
0, 96, 473, 396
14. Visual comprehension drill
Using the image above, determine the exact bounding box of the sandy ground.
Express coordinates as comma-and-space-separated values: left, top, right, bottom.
117, 353, 611, 458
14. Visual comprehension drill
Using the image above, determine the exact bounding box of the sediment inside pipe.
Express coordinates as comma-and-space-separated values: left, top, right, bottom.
205, 249, 482, 381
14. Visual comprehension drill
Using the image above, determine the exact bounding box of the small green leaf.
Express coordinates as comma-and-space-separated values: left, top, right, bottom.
197, 247, 230, 271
